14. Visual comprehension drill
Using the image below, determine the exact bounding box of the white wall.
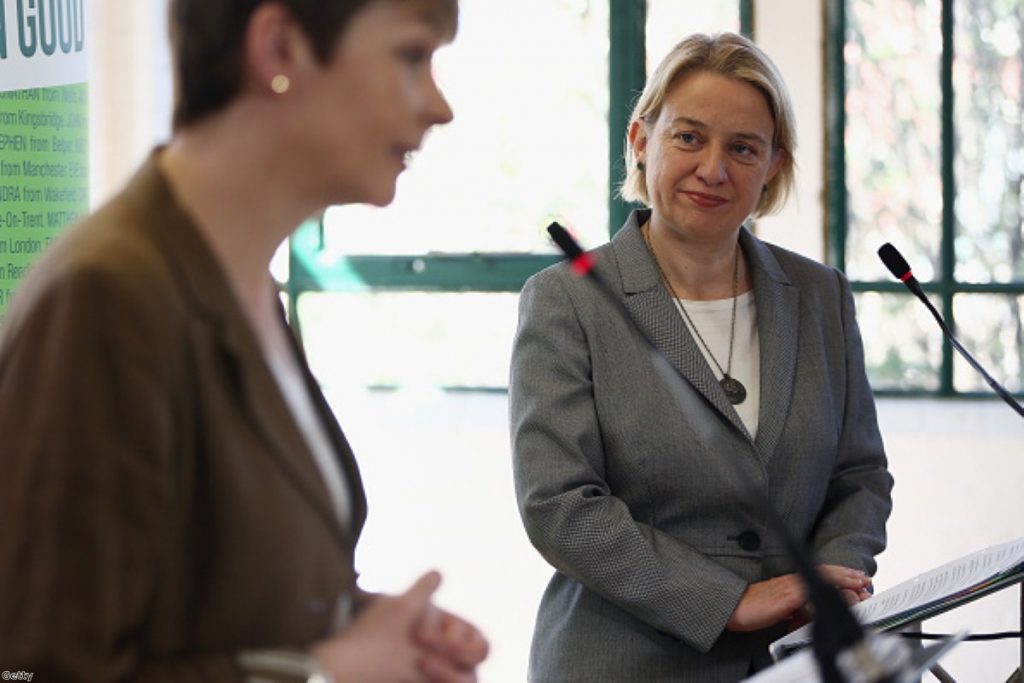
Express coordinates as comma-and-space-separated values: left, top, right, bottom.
88, 0, 171, 207
86, 0, 1023, 680
873, 398, 1024, 680
754, 0, 826, 260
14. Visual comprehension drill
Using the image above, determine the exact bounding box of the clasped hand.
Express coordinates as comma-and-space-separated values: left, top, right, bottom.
726, 564, 873, 633
311, 571, 489, 682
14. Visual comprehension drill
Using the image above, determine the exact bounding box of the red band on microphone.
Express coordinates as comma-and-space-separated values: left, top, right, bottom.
570, 253, 594, 276
900, 271, 913, 283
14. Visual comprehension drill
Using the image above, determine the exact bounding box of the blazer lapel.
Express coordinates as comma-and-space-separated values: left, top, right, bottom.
285, 315, 369, 536
741, 229, 800, 463
214, 313, 354, 544
613, 211, 752, 439
130, 156, 352, 546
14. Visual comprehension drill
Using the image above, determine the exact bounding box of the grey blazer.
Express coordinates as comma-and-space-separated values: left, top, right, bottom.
510, 209, 893, 682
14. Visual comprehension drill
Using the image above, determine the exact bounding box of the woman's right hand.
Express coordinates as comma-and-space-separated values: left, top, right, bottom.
726, 573, 806, 632
311, 571, 477, 683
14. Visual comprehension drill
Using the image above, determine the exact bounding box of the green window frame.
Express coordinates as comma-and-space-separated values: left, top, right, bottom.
827, 1, 1024, 399
286, 1, 753, 340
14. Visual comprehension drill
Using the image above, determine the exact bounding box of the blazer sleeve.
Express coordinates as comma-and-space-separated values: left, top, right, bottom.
809, 270, 893, 574
509, 270, 748, 653
0, 266, 246, 682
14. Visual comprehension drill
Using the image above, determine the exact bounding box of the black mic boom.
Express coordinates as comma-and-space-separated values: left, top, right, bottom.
876, 242, 1024, 418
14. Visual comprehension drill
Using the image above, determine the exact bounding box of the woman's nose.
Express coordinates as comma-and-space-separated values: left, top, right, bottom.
695, 146, 727, 185
427, 76, 454, 126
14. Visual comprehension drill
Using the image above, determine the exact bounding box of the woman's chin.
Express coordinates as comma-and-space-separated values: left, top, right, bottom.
365, 185, 398, 208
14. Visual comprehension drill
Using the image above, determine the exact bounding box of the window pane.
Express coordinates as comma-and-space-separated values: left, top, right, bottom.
953, 1, 1024, 283
645, 1, 740, 74
298, 292, 519, 389
321, 0, 609, 256
845, 0, 943, 282
857, 291, 942, 390
953, 294, 1024, 393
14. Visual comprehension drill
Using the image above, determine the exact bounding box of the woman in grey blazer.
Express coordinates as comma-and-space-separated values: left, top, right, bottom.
510, 33, 893, 681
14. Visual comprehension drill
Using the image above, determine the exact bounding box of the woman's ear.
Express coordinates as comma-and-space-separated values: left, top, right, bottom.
765, 146, 786, 183
628, 118, 648, 165
243, 3, 317, 96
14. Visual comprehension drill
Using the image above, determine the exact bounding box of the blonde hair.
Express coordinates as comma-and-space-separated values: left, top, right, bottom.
620, 32, 797, 217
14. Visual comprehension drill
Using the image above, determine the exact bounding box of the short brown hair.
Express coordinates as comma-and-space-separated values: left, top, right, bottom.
168, 0, 458, 130
620, 32, 797, 217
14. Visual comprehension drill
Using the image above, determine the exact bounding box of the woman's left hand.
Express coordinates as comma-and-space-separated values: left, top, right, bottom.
817, 564, 873, 604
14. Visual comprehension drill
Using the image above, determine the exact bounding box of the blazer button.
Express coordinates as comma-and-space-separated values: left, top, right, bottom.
735, 530, 761, 551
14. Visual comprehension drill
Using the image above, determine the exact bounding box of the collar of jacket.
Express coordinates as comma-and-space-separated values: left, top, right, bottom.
611, 208, 799, 461
118, 151, 366, 545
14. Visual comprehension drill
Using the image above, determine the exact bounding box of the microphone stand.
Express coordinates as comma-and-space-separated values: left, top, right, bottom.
546, 223, 941, 683
877, 243, 1024, 419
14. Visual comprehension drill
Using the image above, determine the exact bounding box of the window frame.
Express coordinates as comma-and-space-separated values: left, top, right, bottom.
827, 0, 1024, 398
286, 0, 754, 337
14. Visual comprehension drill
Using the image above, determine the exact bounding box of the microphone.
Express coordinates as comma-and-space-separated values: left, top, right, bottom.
546, 222, 876, 682
877, 243, 1024, 418
877, 244, 923, 297
547, 223, 596, 277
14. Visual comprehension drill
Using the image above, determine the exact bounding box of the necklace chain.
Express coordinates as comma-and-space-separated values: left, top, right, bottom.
642, 224, 740, 382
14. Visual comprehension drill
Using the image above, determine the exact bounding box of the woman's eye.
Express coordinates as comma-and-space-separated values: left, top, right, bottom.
675, 132, 699, 145
397, 45, 431, 65
733, 143, 757, 157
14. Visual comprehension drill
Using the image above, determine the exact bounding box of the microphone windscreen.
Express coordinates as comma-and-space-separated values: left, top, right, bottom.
547, 222, 585, 260
878, 243, 913, 280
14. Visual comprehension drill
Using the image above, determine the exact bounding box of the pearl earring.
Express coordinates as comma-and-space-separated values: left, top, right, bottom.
271, 75, 290, 94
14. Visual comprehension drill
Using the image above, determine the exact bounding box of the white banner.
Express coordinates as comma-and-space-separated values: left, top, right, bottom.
0, 0, 87, 92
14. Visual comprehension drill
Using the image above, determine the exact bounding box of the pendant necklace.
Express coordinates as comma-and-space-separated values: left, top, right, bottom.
644, 226, 747, 405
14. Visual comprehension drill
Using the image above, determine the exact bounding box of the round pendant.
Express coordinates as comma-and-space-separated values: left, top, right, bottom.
720, 376, 747, 405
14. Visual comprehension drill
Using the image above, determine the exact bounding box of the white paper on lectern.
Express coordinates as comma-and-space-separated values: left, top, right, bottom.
770, 535, 1024, 659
